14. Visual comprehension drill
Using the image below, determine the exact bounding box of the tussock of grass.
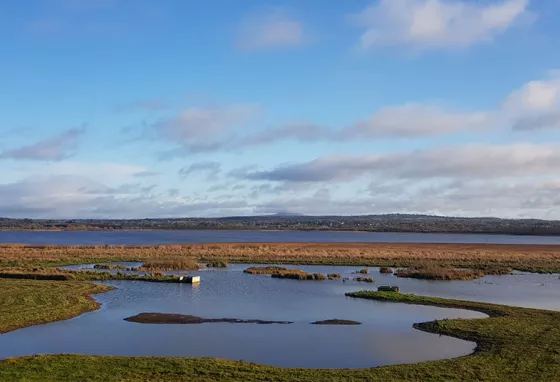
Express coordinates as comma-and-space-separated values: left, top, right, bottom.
379, 267, 393, 274
139, 258, 199, 271
206, 261, 228, 268
327, 273, 341, 280
355, 277, 374, 283
354, 268, 369, 274
93, 264, 128, 270
243, 266, 288, 275
395, 267, 485, 281
271, 272, 326, 280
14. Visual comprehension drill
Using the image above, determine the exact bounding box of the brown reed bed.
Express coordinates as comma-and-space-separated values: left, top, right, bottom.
0, 242, 559, 273
379, 267, 393, 274
137, 258, 199, 271
395, 266, 485, 281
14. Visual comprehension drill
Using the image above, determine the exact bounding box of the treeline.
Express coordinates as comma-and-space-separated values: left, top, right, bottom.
1, 215, 560, 235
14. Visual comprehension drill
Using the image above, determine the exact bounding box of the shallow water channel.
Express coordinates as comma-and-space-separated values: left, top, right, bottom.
1, 264, 559, 368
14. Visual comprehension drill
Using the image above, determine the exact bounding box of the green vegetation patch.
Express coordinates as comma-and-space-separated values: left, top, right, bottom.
0, 279, 112, 334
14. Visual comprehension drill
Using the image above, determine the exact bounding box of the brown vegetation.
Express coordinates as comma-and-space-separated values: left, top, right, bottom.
243, 266, 288, 275
354, 268, 369, 274
0, 243, 559, 273
354, 277, 375, 283
138, 258, 199, 271
271, 271, 326, 280
379, 267, 393, 274
395, 267, 485, 281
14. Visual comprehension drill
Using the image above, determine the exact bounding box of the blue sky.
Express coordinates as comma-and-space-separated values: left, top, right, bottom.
1, 0, 560, 219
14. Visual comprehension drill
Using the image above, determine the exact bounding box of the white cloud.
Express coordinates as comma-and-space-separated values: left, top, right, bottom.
342, 104, 492, 138
151, 104, 258, 158
0, 175, 249, 219
243, 143, 560, 183
502, 72, 560, 130
236, 7, 306, 51
352, 0, 530, 50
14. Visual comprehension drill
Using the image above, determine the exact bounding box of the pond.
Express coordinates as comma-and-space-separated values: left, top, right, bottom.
2, 264, 559, 368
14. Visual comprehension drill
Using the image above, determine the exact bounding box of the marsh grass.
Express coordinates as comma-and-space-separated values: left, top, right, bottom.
138, 258, 199, 271
93, 264, 128, 270
1, 243, 559, 273
206, 261, 228, 268
354, 268, 369, 274
327, 273, 341, 280
0, 268, 185, 283
271, 272, 326, 280
243, 266, 288, 275
355, 277, 375, 283
379, 267, 393, 274
395, 267, 485, 281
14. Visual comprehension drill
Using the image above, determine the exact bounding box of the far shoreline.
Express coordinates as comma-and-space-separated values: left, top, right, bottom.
1, 227, 560, 237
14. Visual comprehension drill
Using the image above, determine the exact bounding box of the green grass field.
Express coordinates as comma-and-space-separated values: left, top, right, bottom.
0, 279, 112, 334
1, 281, 559, 381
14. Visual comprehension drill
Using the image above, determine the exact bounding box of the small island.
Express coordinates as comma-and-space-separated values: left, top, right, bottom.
311, 319, 361, 325
124, 313, 293, 325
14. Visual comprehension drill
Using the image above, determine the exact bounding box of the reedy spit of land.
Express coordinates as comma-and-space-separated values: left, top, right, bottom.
1, 243, 559, 273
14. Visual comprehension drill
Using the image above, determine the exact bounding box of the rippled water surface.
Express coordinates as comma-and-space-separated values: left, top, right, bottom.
2, 229, 560, 245
2, 264, 559, 368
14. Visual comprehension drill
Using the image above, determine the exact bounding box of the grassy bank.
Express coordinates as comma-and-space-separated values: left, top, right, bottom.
1, 242, 559, 273
0, 268, 191, 283
0, 279, 112, 334
1, 288, 559, 381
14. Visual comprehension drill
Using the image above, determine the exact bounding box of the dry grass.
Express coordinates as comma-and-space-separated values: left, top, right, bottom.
137, 258, 199, 271
0, 243, 559, 273
355, 277, 375, 283
395, 267, 485, 280
271, 271, 326, 280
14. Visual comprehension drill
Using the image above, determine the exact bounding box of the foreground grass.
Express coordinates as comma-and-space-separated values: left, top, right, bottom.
1, 242, 560, 273
0, 279, 112, 334
1, 287, 559, 381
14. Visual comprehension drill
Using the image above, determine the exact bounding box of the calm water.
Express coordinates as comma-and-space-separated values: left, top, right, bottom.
2, 264, 559, 368
2, 230, 560, 245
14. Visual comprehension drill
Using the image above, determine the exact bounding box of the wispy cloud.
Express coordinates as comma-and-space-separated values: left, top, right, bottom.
351, 0, 531, 50
0, 126, 86, 161
236, 7, 308, 51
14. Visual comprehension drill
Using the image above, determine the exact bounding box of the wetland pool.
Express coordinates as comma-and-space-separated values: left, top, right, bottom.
1, 264, 559, 368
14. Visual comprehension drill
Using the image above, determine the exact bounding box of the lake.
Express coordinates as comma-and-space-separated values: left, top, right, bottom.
1, 264, 559, 368
2, 230, 560, 245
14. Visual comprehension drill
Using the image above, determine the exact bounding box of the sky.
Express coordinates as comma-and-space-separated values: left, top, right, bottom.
1, 0, 560, 219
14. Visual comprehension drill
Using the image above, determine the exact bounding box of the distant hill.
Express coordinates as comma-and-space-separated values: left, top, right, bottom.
1, 214, 560, 235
